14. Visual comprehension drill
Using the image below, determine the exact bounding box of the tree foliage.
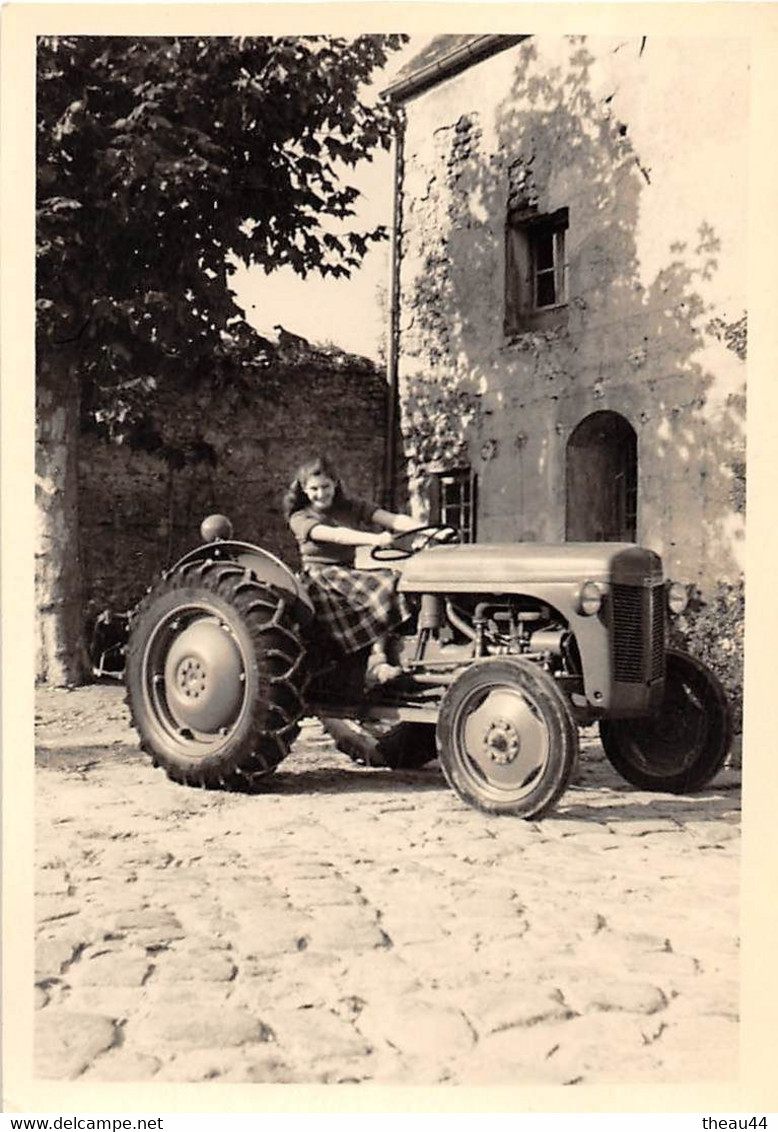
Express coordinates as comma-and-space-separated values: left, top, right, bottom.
36, 35, 406, 428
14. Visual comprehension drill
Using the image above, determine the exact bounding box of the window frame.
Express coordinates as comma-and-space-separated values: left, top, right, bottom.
505, 206, 569, 335
430, 467, 477, 544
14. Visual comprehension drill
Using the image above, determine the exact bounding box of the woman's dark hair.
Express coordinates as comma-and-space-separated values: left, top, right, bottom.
283, 455, 347, 519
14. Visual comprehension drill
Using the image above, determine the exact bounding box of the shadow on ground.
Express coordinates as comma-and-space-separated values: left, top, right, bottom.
34, 738, 740, 824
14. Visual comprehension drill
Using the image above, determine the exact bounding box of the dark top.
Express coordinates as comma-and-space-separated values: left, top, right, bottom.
289, 497, 378, 567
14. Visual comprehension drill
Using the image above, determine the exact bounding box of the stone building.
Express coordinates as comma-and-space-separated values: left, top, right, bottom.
79, 332, 391, 614
384, 34, 747, 599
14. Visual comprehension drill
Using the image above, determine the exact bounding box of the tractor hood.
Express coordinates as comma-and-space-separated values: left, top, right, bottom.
392, 542, 664, 593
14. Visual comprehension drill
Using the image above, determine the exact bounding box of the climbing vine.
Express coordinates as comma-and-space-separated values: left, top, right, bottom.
707, 312, 747, 362
401, 377, 481, 473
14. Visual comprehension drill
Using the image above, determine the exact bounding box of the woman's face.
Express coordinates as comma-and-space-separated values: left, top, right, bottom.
304, 472, 336, 512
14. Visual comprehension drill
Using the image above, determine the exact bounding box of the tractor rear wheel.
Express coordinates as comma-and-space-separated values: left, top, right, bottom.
321, 718, 438, 770
126, 560, 307, 789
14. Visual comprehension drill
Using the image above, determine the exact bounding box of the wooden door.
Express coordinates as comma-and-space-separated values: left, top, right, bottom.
565, 412, 637, 542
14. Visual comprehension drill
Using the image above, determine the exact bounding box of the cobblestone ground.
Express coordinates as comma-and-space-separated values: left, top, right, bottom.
34, 685, 741, 1087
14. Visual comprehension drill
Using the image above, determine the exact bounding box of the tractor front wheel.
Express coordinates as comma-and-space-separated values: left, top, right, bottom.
599, 648, 732, 793
125, 560, 307, 789
436, 657, 579, 818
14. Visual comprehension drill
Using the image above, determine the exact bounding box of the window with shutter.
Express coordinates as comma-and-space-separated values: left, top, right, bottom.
505, 207, 569, 335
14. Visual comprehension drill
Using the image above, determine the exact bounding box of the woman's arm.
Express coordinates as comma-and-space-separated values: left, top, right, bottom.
307, 523, 393, 549
371, 508, 418, 534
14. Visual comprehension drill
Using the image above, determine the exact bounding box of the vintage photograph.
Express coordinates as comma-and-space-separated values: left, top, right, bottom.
20, 14, 757, 1100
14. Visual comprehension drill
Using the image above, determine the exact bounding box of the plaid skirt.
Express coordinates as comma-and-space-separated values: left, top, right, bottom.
301, 564, 411, 655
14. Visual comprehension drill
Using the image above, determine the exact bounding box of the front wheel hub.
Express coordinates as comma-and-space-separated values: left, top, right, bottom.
163, 617, 245, 734
462, 687, 550, 789
483, 718, 521, 764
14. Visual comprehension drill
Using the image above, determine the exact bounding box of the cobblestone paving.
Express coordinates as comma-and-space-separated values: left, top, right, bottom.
34, 686, 741, 1086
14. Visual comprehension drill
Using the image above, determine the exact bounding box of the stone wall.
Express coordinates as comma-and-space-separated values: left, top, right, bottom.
78, 347, 390, 613
397, 35, 748, 595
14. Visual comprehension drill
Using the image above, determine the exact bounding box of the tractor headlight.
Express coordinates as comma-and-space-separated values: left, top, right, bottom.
667, 581, 689, 614
576, 580, 603, 616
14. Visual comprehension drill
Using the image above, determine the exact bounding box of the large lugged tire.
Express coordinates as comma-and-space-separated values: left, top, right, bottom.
436, 657, 579, 819
322, 718, 438, 770
125, 560, 307, 789
599, 647, 732, 793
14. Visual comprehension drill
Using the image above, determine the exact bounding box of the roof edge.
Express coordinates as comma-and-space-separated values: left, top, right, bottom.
383, 33, 529, 103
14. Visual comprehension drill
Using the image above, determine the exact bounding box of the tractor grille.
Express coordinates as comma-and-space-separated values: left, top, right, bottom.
611, 583, 666, 683
650, 587, 666, 680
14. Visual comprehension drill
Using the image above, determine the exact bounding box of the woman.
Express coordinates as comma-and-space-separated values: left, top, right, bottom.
284, 456, 417, 688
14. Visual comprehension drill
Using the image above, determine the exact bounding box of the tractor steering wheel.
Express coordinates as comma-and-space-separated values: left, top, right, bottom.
371, 525, 460, 562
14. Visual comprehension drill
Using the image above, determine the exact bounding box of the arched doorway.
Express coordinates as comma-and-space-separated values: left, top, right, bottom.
565, 411, 637, 542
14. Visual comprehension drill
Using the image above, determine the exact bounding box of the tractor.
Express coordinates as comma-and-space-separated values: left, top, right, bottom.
124, 514, 732, 819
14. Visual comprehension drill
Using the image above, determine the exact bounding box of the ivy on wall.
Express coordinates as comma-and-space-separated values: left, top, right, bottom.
401, 377, 481, 474
707, 312, 747, 362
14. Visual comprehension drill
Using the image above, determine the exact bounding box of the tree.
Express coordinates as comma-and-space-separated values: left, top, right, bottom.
36, 34, 406, 684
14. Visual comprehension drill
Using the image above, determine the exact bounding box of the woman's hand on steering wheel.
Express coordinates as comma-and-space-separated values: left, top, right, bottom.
370, 525, 460, 562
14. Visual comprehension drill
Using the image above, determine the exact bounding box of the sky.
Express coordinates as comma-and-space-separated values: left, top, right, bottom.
228, 37, 428, 362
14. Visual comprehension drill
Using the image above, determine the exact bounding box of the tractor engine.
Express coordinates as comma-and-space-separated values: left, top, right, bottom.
396, 593, 576, 678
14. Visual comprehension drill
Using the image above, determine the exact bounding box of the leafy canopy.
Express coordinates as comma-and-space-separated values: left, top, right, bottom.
36, 35, 406, 422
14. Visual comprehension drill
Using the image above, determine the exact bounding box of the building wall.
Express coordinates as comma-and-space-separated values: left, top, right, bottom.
78, 353, 389, 613
397, 35, 748, 593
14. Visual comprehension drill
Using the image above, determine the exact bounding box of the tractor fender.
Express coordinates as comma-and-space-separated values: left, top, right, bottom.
169, 541, 315, 615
